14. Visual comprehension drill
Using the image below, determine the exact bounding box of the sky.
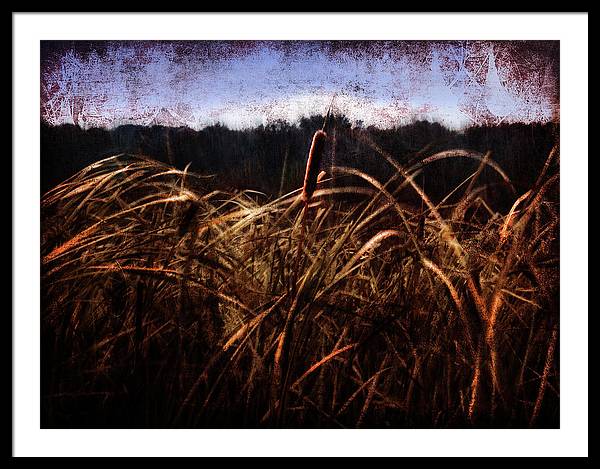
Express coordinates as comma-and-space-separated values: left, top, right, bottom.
41, 40, 559, 131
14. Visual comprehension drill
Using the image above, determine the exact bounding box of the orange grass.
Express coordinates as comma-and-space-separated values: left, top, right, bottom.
41, 132, 559, 429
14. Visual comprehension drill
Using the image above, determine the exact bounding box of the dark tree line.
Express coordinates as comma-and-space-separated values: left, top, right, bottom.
41, 116, 558, 208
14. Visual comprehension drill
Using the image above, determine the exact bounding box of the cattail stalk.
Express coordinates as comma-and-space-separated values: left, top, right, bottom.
278, 111, 332, 426
301, 130, 328, 204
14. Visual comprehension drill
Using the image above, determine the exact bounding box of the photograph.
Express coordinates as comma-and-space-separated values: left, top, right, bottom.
11, 11, 588, 457
40, 38, 560, 429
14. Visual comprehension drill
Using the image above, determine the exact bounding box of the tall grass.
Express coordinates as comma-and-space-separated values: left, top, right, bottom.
41, 134, 559, 428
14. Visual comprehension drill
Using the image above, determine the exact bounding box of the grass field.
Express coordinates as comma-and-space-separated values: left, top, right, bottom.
41, 129, 559, 428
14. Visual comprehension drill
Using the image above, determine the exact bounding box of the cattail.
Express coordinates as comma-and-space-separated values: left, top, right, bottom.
301, 130, 328, 203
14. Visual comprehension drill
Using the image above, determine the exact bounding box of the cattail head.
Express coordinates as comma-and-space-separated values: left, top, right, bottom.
301, 130, 328, 203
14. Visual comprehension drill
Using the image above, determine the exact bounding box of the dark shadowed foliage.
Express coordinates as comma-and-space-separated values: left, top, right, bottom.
41, 118, 559, 428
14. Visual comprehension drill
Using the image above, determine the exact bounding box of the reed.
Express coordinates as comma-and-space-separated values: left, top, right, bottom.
301, 130, 328, 204
41, 133, 559, 429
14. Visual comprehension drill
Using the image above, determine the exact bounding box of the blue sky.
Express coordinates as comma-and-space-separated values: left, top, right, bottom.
41, 41, 559, 130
